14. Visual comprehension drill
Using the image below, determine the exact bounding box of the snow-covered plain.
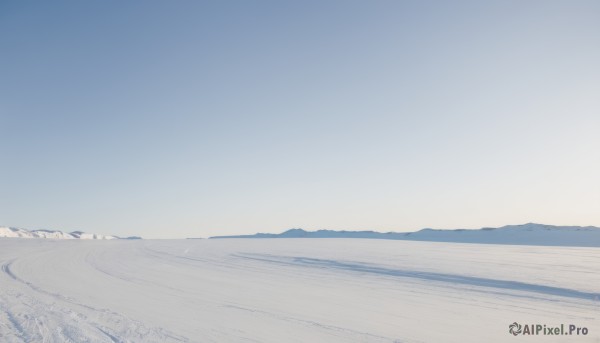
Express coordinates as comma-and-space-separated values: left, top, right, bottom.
0, 238, 599, 342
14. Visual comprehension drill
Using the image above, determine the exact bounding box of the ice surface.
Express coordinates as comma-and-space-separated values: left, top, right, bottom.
0, 238, 598, 342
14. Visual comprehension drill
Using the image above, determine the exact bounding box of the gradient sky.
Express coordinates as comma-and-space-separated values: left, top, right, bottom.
1, 1, 599, 238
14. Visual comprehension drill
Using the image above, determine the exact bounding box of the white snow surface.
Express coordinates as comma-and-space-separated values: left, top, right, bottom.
0, 238, 599, 342
0, 227, 117, 240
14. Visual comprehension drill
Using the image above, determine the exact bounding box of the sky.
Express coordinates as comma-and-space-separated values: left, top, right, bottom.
1, 1, 599, 239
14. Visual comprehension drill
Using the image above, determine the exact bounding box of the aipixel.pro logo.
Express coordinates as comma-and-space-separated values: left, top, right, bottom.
509, 322, 588, 336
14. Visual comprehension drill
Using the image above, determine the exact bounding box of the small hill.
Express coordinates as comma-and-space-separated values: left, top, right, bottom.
0, 226, 135, 240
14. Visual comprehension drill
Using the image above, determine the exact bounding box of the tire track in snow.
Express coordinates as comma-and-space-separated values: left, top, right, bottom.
1, 255, 189, 343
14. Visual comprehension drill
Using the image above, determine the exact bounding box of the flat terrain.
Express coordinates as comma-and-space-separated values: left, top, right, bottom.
0, 239, 599, 342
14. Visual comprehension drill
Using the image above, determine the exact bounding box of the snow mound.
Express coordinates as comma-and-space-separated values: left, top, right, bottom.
0, 227, 122, 240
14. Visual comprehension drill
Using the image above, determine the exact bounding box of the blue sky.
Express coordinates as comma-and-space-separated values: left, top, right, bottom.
1, 1, 599, 238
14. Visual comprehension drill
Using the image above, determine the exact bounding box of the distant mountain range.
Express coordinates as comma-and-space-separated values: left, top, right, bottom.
210, 223, 600, 247
4, 224, 600, 246
0, 227, 141, 240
